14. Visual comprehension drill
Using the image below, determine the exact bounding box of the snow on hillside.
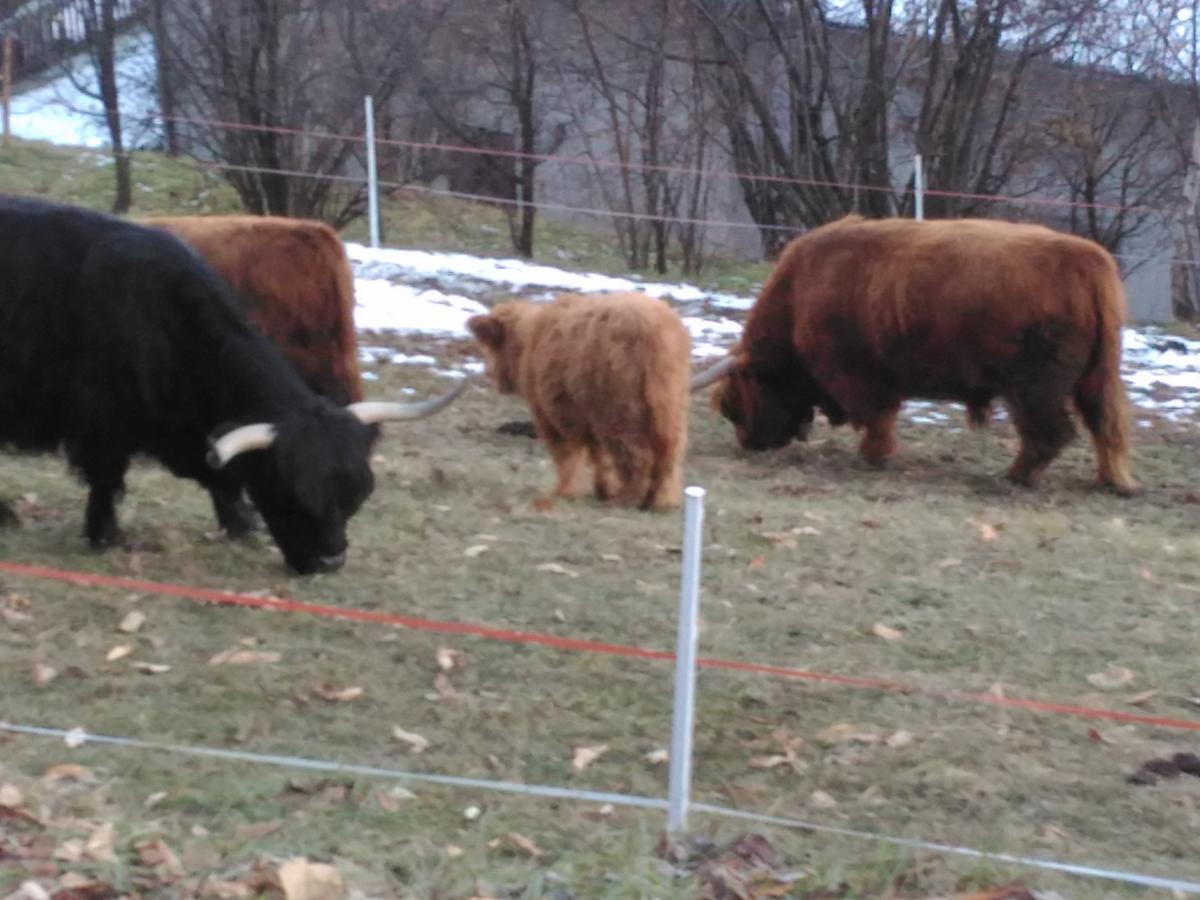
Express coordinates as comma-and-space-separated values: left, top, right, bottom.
9, 29, 160, 149
346, 242, 1200, 425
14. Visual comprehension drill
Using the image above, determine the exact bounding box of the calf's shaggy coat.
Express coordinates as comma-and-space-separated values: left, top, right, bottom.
469, 292, 691, 509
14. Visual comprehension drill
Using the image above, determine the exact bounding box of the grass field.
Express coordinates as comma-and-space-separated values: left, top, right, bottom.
2, 136, 1200, 898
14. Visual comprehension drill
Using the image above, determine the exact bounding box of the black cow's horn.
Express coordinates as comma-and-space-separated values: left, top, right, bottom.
207, 423, 277, 468
348, 380, 467, 424
690, 355, 738, 392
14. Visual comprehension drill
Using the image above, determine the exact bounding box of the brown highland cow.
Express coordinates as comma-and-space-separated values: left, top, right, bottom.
468, 292, 691, 509
146, 215, 364, 405
692, 215, 1136, 493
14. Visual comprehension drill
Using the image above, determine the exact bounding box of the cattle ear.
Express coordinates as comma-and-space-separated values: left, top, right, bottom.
467, 314, 505, 349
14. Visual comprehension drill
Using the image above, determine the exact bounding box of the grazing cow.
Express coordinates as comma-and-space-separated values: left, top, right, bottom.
144, 215, 363, 404
0, 195, 463, 574
691, 215, 1135, 492
468, 292, 690, 509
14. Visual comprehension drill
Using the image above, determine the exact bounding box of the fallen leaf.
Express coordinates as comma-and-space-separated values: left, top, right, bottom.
808, 790, 838, 810
42, 764, 94, 783
55, 839, 85, 863
32, 662, 59, 685
445, 845, 464, 859
133, 662, 171, 675
816, 723, 881, 744
208, 649, 281, 665
118, 611, 146, 634
105, 644, 133, 662
5, 881, 51, 900
571, 743, 608, 772
1127, 689, 1160, 706
392, 726, 430, 754
277, 857, 344, 900
463, 805, 481, 821
536, 562, 578, 578
502, 832, 543, 858
1140, 567, 1161, 586
196, 881, 251, 899
748, 554, 766, 569
134, 837, 184, 877
233, 821, 283, 841
463, 544, 489, 558
312, 683, 364, 703
0, 784, 24, 807
872, 622, 904, 641
436, 647, 463, 672
1087, 665, 1135, 690
974, 521, 1000, 542
144, 791, 167, 808
886, 729, 915, 749
600, 553, 622, 562
375, 785, 415, 813
644, 749, 669, 764
84, 823, 116, 863
749, 755, 793, 770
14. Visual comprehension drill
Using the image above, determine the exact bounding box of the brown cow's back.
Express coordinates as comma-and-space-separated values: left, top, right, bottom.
146, 215, 363, 404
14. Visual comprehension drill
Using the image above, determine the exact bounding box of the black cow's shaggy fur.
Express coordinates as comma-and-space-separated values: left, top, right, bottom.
0, 195, 376, 574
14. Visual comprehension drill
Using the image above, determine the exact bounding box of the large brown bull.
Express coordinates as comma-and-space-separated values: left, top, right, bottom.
692, 215, 1135, 492
145, 215, 363, 404
468, 292, 691, 509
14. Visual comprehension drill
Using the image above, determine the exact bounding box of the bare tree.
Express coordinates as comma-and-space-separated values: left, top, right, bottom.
418, 0, 561, 257
58, 0, 136, 212
158, 0, 419, 226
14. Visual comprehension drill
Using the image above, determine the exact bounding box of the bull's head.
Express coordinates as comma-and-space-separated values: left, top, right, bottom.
691, 352, 826, 451
206, 382, 465, 574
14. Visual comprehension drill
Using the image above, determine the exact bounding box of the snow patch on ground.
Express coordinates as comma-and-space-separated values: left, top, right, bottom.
350, 245, 1200, 425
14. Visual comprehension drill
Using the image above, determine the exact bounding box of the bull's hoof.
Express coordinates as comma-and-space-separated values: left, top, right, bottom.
1100, 479, 1139, 498
86, 523, 124, 550
497, 420, 538, 438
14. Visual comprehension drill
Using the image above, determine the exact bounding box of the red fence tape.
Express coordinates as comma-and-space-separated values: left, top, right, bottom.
3, 560, 1198, 733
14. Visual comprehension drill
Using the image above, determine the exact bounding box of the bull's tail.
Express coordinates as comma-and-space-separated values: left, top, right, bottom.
1073, 253, 1135, 494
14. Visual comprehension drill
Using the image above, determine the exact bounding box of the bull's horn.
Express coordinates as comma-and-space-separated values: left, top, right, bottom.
690, 355, 738, 392
207, 423, 277, 468
348, 380, 467, 424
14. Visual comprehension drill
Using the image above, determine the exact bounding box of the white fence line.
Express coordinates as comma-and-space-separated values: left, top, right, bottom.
4, 721, 1199, 895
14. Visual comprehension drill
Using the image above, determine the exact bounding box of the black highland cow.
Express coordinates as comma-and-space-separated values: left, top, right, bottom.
0, 195, 462, 573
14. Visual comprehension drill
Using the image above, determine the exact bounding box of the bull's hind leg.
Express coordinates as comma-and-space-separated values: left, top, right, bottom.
534, 417, 588, 498
1004, 392, 1076, 487
588, 445, 619, 501
71, 446, 131, 549
858, 407, 900, 467
640, 430, 685, 511
0, 500, 17, 527
603, 437, 655, 508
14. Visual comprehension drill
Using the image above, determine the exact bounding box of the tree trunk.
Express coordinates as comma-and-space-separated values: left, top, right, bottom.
150, 0, 178, 155
1172, 122, 1200, 321
93, 0, 130, 212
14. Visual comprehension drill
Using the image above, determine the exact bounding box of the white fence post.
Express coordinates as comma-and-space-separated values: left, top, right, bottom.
364, 95, 381, 249
667, 485, 705, 833
914, 153, 925, 221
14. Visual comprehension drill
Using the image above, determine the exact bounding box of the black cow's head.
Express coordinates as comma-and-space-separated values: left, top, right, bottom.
207, 384, 465, 574
691, 353, 825, 451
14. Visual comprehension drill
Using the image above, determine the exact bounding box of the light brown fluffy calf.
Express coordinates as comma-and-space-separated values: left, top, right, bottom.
468, 292, 691, 510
